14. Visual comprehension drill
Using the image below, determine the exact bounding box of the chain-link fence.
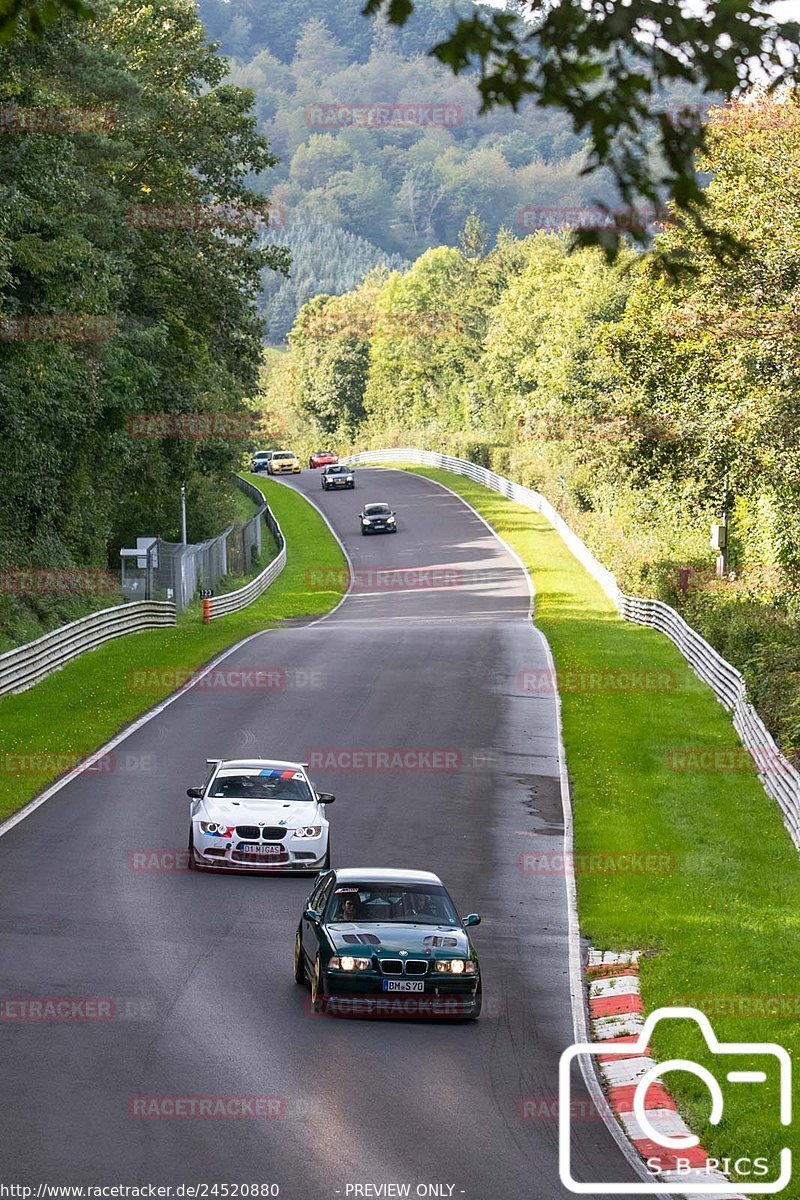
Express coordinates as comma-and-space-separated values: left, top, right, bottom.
120, 478, 267, 612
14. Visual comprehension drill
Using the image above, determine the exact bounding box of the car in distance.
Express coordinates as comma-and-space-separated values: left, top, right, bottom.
321, 464, 355, 491
251, 450, 274, 473
309, 450, 338, 469
187, 758, 335, 872
359, 501, 396, 534
294, 867, 482, 1018
268, 450, 301, 475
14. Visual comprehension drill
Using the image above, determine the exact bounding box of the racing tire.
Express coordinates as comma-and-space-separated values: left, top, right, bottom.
466, 981, 482, 1020
311, 956, 327, 1013
187, 828, 196, 870
361, 528, 368, 536
322, 839, 331, 869
294, 931, 307, 985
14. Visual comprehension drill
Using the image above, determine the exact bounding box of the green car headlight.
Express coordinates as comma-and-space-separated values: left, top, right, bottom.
435, 959, 476, 974
329, 956, 371, 971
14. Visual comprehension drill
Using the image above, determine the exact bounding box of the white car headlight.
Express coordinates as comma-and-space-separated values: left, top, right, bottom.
200, 821, 231, 837
294, 825, 323, 838
386, 516, 396, 524
362, 518, 372, 524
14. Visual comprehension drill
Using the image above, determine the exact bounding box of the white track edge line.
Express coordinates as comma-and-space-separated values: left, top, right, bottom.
0, 480, 354, 842
387, 464, 668, 1197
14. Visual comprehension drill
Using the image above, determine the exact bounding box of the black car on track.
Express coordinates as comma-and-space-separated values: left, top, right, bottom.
359, 501, 397, 534
321, 464, 355, 490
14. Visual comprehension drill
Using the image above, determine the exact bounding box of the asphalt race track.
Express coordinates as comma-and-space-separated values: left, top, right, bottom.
0, 467, 643, 1197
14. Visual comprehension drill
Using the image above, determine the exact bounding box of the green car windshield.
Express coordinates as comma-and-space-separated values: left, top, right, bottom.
326, 883, 459, 925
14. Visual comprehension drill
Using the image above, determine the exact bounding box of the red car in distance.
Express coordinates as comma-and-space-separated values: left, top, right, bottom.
309, 450, 338, 469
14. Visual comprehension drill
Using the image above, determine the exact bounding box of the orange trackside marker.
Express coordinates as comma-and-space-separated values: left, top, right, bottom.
202, 597, 212, 623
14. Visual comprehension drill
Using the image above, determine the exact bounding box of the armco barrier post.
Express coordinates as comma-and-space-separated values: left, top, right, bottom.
202, 597, 212, 624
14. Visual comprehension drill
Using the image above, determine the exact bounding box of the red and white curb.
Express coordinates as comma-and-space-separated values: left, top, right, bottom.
586, 950, 745, 1199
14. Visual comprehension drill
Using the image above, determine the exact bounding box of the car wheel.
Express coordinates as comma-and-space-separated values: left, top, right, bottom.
294, 931, 307, 985
467, 981, 482, 1020
322, 838, 331, 869
187, 828, 196, 870
310, 956, 327, 1013
361, 528, 367, 535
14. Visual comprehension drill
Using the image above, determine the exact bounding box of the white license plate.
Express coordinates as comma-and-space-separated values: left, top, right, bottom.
238, 843, 282, 856
382, 980, 424, 992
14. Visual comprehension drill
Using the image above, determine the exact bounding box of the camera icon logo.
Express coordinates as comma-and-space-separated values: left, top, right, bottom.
559, 1007, 791, 1194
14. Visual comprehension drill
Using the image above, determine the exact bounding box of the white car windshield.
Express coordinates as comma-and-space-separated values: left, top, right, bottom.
209, 773, 312, 802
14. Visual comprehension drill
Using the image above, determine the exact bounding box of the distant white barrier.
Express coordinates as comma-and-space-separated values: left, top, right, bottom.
343, 448, 800, 850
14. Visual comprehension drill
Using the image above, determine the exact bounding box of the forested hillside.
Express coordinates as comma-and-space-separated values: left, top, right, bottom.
0, 0, 284, 646
197, 0, 621, 338
266, 95, 800, 755
258, 221, 409, 342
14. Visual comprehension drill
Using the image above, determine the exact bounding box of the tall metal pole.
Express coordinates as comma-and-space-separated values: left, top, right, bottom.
181, 484, 187, 546
716, 469, 729, 578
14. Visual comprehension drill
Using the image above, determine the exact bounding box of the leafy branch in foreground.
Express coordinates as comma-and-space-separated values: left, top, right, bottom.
364, 0, 800, 269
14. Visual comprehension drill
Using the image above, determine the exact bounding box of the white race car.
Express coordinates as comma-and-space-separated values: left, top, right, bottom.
187, 758, 334, 873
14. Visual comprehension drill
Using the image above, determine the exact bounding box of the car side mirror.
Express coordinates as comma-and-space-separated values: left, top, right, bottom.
464, 913, 481, 927
186, 787, 203, 799
304, 908, 321, 925
317, 792, 336, 804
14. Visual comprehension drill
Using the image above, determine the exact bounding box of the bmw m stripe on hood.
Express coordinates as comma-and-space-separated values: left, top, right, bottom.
258, 769, 304, 780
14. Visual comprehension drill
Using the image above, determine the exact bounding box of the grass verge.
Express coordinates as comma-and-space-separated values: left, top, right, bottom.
395, 464, 800, 1185
0, 476, 346, 823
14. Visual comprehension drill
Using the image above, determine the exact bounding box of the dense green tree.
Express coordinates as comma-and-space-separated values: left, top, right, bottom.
0, 0, 286, 638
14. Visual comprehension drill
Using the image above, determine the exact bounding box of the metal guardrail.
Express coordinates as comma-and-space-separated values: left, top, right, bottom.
343, 448, 800, 850
202, 476, 287, 621
0, 600, 176, 698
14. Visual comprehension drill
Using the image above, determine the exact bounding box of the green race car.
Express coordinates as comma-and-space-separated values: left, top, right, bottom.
294, 867, 482, 1019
